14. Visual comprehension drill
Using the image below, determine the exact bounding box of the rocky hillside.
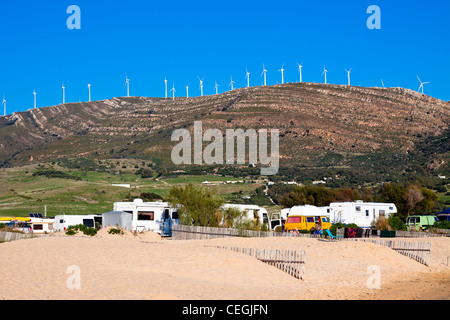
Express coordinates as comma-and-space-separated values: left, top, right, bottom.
0, 82, 449, 181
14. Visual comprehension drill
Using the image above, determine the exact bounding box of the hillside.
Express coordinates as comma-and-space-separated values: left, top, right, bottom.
0, 83, 449, 183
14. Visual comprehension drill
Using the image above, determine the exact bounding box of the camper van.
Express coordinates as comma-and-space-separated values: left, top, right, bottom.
329, 201, 397, 228
113, 199, 179, 234
283, 205, 332, 232
406, 215, 439, 231
53, 215, 101, 232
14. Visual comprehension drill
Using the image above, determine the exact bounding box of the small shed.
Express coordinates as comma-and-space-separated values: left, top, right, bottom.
102, 211, 133, 230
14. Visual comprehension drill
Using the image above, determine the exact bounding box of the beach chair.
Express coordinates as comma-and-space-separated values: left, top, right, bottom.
325, 229, 342, 239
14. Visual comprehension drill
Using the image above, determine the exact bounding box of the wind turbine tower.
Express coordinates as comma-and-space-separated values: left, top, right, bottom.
170, 83, 176, 100
229, 76, 235, 91
261, 64, 268, 86
245, 68, 250, 88
417, 76, 430, 94
33, 90, 37, 109
345, 68, 352, 86
214, 81, 219, 95
2, 97, 6, 116
164, 78, 168, 99
297, 62, 303, 83
278, 64, 285, 84
198, 77, 204, 96
185, 84, 189, 99
322, 65, 328, 84
88, 84, 91, 102
62, 83, 66, 104
125, 75, 130, 97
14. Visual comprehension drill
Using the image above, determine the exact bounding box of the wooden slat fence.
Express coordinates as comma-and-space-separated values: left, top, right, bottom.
340, 238, 432, 266
171, 224, 319, 240
208, 245, 306, 280
0, 231, 36, 242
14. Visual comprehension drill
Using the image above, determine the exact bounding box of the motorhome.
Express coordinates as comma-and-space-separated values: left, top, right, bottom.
53, 214, 102, 232
113, 199, 179, 234
329, 201, 397, 228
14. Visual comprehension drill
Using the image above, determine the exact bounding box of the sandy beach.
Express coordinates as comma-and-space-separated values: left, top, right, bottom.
0, 229, 449, 300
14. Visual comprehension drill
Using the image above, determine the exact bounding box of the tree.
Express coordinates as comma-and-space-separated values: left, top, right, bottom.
404, 185, 423, 219
140, 168, 153, 179
165, 184, 224, 227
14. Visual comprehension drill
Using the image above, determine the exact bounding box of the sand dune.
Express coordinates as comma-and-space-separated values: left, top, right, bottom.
0, 231, 448, 300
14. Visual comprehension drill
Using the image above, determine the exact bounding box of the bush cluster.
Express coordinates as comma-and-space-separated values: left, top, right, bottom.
65, 224, 97, 236
107, 228, 124, 235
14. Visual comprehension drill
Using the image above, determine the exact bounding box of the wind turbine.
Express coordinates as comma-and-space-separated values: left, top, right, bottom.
229, 76, 235, 91
322, 65, 328, 84
278, 64, 285, 84
125, 75, 130, 97
381, 78, 385, 88
88, 84, 91, 102
345, 68, 352, 86
297, 62, 303, 83
2, 96, 6, 116
164, 77, 168, 99
170, 83, 176, 100
33, 90, 37, 108
198, 77, 205, 96
245, 68, 250, 88
62, 83, 66, 104
417, 76, 430, 94
185, 84, 189, 99
214, 81, 219, 95
261, 64, 268, 86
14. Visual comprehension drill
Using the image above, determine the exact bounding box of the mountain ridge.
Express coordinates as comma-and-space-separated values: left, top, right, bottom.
0, 82, 449, 181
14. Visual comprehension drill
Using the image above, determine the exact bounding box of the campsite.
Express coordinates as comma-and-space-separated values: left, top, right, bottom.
0, 227, 449, 300
1, 194, 449, 300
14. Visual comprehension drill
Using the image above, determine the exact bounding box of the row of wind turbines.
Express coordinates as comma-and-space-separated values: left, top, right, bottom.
1, 65, 431, 116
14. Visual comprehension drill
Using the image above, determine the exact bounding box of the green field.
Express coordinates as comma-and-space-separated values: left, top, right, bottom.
0, 165, 266, 218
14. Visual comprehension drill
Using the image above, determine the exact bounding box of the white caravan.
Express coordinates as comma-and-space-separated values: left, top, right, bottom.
29, 217, 55, 234
53, 214, 101, 232
113, 199, 179, 233
329, 201, 397, 228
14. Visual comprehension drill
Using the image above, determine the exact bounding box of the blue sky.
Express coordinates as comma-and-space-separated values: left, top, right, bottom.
0, 0, 449, 114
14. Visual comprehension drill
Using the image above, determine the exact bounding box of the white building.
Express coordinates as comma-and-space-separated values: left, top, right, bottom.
329, 201, 397, 228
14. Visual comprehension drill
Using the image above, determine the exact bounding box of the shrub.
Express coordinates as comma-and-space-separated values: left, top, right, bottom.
374, 216, 389, 230
108, 228, 124, 235
433, 220, 450, 229
388, 216, 406, 231
66, 224, 97, 236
